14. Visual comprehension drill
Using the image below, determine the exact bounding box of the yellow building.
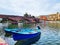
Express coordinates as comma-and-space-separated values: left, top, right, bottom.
47, 12, 60, 21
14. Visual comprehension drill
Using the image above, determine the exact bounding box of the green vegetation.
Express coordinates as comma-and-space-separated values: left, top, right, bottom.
24, 13, 29, 17
23, 23, 32, 28
8, 24, 18, 29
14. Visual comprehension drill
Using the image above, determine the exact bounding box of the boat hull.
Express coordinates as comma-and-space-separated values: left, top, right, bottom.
15, 32, 41, 45
13, 32, 41, 40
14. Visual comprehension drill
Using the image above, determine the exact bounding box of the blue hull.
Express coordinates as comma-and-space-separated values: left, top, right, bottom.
13, 32, 41, 40
15, 32, 41, 45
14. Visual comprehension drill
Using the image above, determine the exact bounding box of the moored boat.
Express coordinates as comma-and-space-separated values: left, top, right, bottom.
4, 26, 41, 45
4, 28, 41, 40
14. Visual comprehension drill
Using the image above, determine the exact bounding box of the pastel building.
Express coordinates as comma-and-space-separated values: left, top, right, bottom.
47, 12, 60, 21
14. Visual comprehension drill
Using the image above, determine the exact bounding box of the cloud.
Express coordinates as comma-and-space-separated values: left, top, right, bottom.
52, 3, 60, 11
0, 0, 60, 16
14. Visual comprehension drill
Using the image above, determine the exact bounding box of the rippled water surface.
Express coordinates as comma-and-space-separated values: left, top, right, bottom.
0, 23, 60, 45
32, 26, 60, 45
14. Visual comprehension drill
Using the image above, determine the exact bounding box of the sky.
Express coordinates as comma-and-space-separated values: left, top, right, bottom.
0, 0, 60, 16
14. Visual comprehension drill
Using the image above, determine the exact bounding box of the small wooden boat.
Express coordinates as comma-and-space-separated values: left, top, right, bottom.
4, 28, 41, 40
4, 26, 41, 45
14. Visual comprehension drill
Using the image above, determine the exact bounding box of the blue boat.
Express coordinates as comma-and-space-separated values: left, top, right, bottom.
4, 26, 41, 45
4, 26, 41, 41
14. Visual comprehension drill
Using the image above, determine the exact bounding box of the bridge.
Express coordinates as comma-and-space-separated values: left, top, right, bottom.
0, 14, 40, 23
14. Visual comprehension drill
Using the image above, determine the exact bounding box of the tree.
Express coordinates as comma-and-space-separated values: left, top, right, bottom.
24, 13, 29, 17
32, 16, 35, 18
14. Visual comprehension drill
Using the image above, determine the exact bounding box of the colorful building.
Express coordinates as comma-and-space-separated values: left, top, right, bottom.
39, 16, 47, 21
47, 12, 60, 21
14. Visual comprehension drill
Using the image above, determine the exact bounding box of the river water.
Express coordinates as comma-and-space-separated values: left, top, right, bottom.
0, 22, 60, 45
